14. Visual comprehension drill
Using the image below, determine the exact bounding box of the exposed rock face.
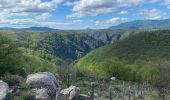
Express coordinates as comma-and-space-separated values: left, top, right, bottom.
60, 86, 90, 100
0, 80, 9, 100
26, 72, 60, 100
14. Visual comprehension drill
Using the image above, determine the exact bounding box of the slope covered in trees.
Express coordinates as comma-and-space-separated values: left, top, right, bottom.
77, 30, 170, 85
0, 29, 137, 60
109, 19, 170, 30
0, 33, 58, 76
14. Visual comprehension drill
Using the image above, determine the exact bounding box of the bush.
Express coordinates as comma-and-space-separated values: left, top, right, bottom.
0, 73, 22, 86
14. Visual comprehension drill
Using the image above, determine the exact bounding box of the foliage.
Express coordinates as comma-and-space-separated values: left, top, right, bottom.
0, 32, 58, 76
76, 30, 170, 84
0, 73, 22, 86
0, 34, 24, 75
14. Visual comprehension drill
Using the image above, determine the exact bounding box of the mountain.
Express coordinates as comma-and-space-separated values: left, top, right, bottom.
0, 27, 20, 30
24, 27, 58, 31
0, 26, 58, 31
77, 30, 170, 80
59, 29, 138, 44
0, 29, 139, 60
1, 30, 105, 60
36, 32, 105, 60
109, 19, 170, 30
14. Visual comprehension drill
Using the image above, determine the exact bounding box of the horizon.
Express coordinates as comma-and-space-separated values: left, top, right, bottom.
1, 0, 170, 29
1, 18, 170, 30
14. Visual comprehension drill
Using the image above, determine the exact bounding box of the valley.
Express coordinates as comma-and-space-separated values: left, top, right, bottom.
0, 20, 170, 100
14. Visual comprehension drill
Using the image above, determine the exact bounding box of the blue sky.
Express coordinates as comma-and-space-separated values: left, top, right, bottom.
0, 0, 170, 29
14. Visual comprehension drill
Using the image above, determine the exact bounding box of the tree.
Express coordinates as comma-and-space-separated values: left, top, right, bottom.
57, 59, 75, 87
0, 34, 23, 75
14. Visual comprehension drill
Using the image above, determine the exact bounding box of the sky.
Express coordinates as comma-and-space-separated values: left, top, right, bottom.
0, 0, 170, 30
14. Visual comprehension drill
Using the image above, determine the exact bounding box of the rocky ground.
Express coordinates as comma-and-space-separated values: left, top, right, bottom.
0, 72, 169, 100
0, 72, 90, 100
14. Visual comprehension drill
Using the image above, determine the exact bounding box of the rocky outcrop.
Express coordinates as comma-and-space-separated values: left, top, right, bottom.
26, 72, 61, 100
0, 80, 9, 100
61, 86, 90, 100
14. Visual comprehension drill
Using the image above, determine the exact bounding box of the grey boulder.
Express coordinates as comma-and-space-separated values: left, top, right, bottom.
61, 86, 90, 100
26, 72, 61, 100
0, 80, 9, 100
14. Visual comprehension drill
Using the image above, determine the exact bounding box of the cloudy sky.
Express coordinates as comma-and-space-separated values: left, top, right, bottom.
0, 0, 170, 29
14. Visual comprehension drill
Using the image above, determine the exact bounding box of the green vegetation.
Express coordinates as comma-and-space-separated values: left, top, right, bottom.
0, 34, 23, 75
77, 30, 170, 85
109, 19, 170, 30
0, 33, 58, 76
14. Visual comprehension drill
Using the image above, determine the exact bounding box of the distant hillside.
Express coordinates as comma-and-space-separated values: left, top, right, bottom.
37, 32, 105, 60
78, 30, 170, 64
109, 19, 170, 30
0, 30, 105, 60
0, 29, 137, 60
60, 29, 137, 44
0, 27, 58, 31
24, 27, 58, 31
77, 30, 170, 80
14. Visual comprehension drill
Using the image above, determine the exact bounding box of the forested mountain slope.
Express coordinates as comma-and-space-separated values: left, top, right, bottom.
109, 19, 170, 30
77, 30, 170, 84
0, 29, 137, 60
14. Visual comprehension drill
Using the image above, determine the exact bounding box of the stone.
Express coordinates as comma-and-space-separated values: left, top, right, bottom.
0, 80, 9, 100
60, 86, 80, 100
26, 72, 60, 100
79, 94, 90, 100
31, 88, 51, 100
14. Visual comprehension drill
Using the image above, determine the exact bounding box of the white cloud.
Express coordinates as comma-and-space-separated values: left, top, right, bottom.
0, 0, 63, 18
66, 0, 144, 18
119, 11, 128, 14
36, 13, 52, 20
0, 18, 73, 28
138, 8, 167, 19
64, 1, 77, 6
106, 17, 128, 24
0, 0, 68, 28
95, 17, 128, 26
162, 0, 170, 9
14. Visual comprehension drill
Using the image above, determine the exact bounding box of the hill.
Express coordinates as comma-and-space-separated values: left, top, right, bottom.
0, 29, 138, 60
24, 27, 58, 31
109, 19, 170, 30
0, 30, 106, 60
77, 30, 170, 83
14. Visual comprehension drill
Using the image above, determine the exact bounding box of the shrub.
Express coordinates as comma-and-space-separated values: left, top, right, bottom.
0, 73, 22, 86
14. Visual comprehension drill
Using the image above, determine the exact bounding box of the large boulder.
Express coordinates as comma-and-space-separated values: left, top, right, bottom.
0, 80, 9, 100
26, 72, 60, 100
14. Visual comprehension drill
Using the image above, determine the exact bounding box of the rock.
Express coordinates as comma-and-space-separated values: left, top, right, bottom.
110, 77, 116, 81
79, 94, 90, 100
60, 86, 80, 100
26, 72, 58, 89
31, 88, 51, 100
0, 80, 9, 100
26, 72, 60, 100
9, 86, 21, 95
